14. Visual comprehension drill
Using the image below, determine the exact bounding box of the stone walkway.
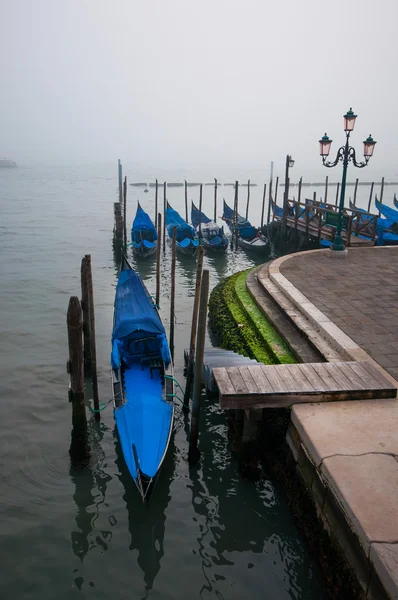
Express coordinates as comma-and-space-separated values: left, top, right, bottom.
255, 246, 398, 599
279, 247, 398, 380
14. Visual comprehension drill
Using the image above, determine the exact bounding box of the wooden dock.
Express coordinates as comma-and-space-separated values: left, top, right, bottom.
213, 361, 397, 409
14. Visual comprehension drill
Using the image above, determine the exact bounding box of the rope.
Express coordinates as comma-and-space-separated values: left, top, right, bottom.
88, 398, 113, 413
164, 375, 184, 395
166, 393, 184, 404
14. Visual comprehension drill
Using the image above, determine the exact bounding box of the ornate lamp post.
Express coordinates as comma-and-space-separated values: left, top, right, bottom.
319, 108, 376, 251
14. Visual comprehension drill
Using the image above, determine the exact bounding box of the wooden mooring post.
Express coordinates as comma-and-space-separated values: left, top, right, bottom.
367, 182, 374, 213
188, 268, 209, 464
335, 182, 340, 206
262, 183, 267, 228
353, 178, 359, 206
213, 178, 217, 222
67, 296, 89, 465
81, 255, 100, 420
118, 159, 122, 205
265, 161, 274, 227
113, 202, 123, 241
156, 213, 162, 307
163, 181, 167, 254
170, 226, 177, 360
123, 176, 127, 248
324, 176, 328, 204
245, 179, 250, 220
185, 180, 188, 223
297, 176, 302, 204
199, 184, 203, 238
155, 179, 158, 227
378, 177, 385, 215
183, 245, 204, 411
234, 181, 239, 250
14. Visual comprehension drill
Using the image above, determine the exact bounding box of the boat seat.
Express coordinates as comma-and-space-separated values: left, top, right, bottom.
140, 356, 164, 379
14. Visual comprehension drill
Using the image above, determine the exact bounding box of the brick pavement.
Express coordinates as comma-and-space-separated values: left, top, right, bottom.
279, 247, 398, 380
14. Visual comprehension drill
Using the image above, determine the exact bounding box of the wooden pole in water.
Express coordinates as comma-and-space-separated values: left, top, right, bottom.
214, 178, 217, 222
313, 191, 316, 203
378, 177, 385, 215
188, 268, 209, 464
185, 180, 188, 223
262, 183, 267, 228
156, 213, 162, 307
84, 255, 99, 420
266, 161, 274, 226
163, 181, 167, 253
324, 176, 328, 204
353, 178, 359, 206
183, 246, 204, 411
81, 257, 91, 375
199, 183, 203, 238
118, 159, 122, 205
155, 179, 158, 227
67, 296, 88, 464
245, 179, 250, 220
367, 182, 374, 213
274, 176, 279, 205
297, 177, 302, 204
170, 226, 177, 361
234, 181, 239, 250
335, 182, 340, 207
123, 176, 127, 248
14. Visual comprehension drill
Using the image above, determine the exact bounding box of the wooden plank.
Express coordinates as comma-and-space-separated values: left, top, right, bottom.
238, 366, 259, 393
310, 363, 344, 391
358, 361, 395, 390
344, 361, 381, 389
324, 362, 357, 390
298, 363, 326, 392
262, 364, 290, 393
288, 364, 315, 392
270, 363, 298, 392
213, 367, 235, 395
337, 362, 370, 389
247, 365, 274, 393
227, 367, 249, 394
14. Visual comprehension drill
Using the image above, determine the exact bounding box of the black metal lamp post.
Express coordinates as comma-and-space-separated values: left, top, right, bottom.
319, 108, 376, 251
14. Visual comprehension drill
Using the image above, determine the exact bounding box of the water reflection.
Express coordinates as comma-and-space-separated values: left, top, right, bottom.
114, 429, 176, 598
70, 421, 112, 588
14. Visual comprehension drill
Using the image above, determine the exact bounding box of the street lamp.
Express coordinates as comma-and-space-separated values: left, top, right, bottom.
319, 108, 376, 252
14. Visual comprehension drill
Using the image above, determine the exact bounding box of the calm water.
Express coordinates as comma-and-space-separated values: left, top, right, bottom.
4, 162, 388, 599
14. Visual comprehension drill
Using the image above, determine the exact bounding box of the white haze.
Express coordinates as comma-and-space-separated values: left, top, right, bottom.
1, 0, 397, 178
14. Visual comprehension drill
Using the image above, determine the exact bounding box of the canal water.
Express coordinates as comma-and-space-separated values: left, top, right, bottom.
4, 162, 394, 599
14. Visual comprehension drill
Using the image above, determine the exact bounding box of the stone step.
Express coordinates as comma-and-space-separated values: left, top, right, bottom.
255, 265, 343, 362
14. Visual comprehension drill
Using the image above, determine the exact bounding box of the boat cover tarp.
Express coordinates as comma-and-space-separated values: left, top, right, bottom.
239, 225, 256, 240
112, 269, 165, 342
115, 364, 173, 479
166, 205, 196, 241
223, 200, 251, 227
375, 199, 398, 224
133, 239, 156, 249
131, 205, 157, 243
191, 203, 211, 228
208, 235, 223, 246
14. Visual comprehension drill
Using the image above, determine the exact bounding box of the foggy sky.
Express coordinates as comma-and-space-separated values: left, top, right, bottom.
1, 0, 397, 172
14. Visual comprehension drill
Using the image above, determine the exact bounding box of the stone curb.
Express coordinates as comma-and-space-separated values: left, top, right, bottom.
267, 248, 398, 389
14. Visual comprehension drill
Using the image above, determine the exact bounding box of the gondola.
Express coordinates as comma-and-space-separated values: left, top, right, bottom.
349, 199, 398, 245
222, 200, 269, 253
165, 203, 199, 256
393, 193, 398, 210
375, 198, 398, 223
111, 255, 174, 501
191, 202, 228, 252
131, 202, 158, 258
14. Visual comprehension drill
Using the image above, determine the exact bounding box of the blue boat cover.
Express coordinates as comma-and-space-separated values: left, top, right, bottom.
223, 200, 251, 227
112, 269, 165, 343
191, 203, 211, 228
375, 199, 398, 224
166, 205, 196, 241
131, 204, 157, 243
239, 225, 256, 240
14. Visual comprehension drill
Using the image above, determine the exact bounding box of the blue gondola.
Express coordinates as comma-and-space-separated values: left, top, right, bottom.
131, 202, 158, 258
111, 255, 174, 501
394, 194, 398, 210
166, 203, 199, 256
375, 198, 398, 223
191, 202, 228, 252
349, 200, 398, 245
222, 200, 269, 253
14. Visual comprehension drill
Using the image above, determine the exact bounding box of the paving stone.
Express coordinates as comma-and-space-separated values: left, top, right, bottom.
370, 543, 398, 600
321, 454, 398, 552
291, 400, 398, 467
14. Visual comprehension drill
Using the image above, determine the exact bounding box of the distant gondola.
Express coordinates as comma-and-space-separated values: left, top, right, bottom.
166, 203, 199, 256
222, 200, 269, 253
394, 194, 398, 210
191, 202, 228, 252
131, 202, 158, 258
